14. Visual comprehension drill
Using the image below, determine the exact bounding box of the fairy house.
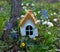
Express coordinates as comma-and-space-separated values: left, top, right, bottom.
20, 10, 38, 38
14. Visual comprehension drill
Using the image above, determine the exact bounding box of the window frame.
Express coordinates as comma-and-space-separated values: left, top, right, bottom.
26, 25, 33, 35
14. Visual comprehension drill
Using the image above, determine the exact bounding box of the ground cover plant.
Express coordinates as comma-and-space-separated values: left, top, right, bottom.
0, 0, 60, 52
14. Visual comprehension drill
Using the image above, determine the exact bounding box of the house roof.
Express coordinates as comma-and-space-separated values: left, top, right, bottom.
20, 10, 37, 26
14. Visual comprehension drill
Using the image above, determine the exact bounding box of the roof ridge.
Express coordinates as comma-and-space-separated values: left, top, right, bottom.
20, 10, 37, 26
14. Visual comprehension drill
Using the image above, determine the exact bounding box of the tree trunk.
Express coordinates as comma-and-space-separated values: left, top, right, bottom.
10, 0, 22, 27
2, 0, 22, 40
9, 0, 22, 52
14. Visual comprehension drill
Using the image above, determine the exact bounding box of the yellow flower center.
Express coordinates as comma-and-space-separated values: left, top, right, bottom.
20, 42, 25, 47
33, 37, 37, 41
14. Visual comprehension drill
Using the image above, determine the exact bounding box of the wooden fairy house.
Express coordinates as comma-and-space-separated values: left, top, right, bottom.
20, 10, 38, 38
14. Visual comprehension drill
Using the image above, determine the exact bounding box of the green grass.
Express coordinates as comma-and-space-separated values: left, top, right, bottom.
0, 0, 60, 52
0, 1, 11, 36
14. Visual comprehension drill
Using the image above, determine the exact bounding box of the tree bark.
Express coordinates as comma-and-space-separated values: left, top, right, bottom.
9, 0, 22, 52
10, 0, 22, 27
2, 0, 22, 40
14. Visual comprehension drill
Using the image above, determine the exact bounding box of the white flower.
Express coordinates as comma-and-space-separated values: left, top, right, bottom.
34, 12, 37, 16
22, 6, 26, 9
51, 13, 53, 16
31, 3, 35, 6
21, 3, 24, 6
41, 20, 44, 22
38, 11, 40, 14
17, 17, 20, 20
53, 18, 58, 22
42, 21, 47, 25
25, 9, 28, 12
36, 20, 40, 23
47, 22, 54, 27
26, 3, 29, 6
21, 15, 24, 18
54, 12, 56, 15
48, 32, 51, 35
42, 21, 54, 27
